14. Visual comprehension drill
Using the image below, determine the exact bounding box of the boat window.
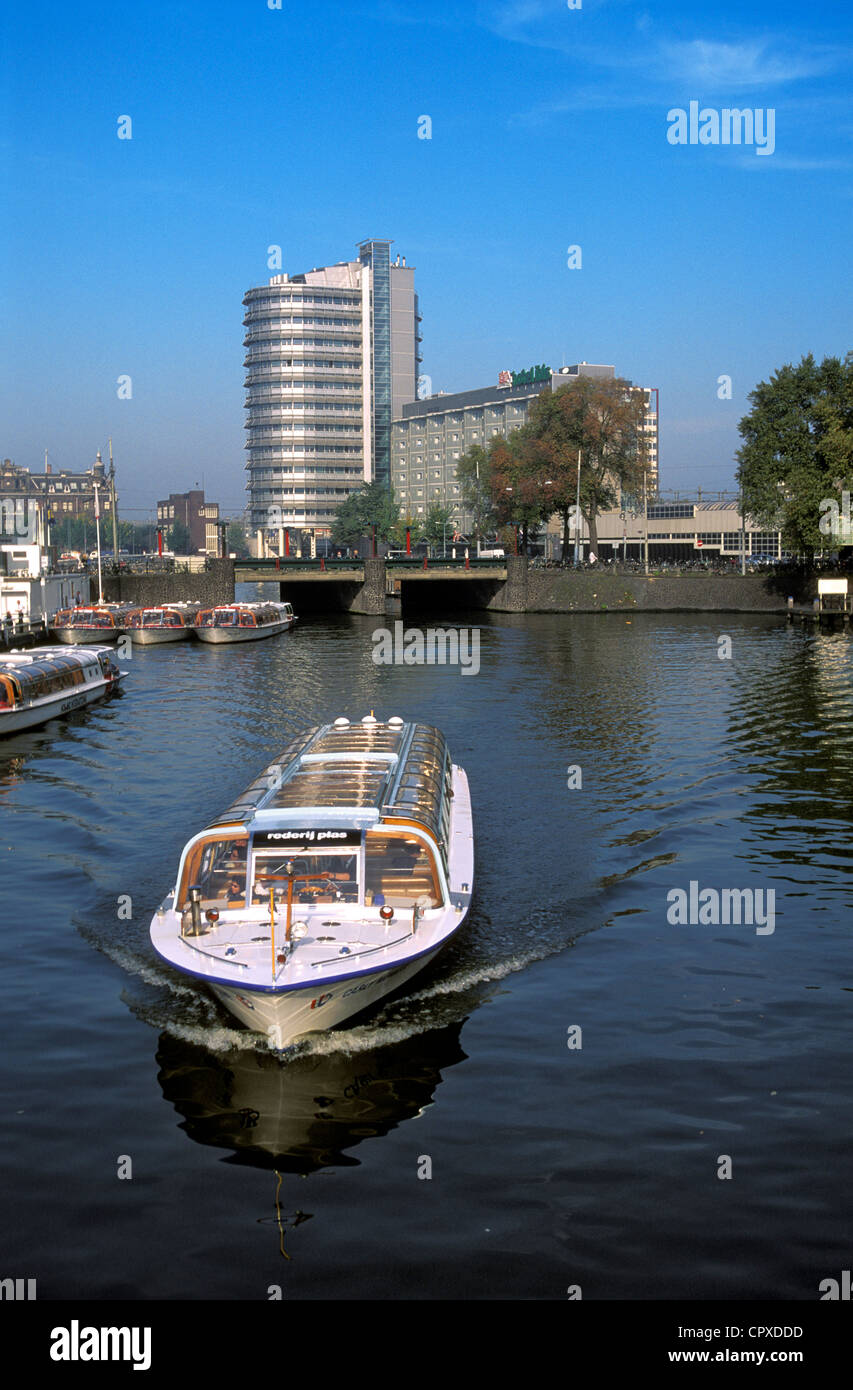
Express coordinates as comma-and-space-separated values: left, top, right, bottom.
178, 836, 249, 908
238, 611, 255, 627
214, 610, 236, 626
364, 832, 442, 908
251, 849, 359, 905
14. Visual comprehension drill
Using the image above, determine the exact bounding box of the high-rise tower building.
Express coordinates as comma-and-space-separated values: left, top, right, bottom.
243, 240, 420, 538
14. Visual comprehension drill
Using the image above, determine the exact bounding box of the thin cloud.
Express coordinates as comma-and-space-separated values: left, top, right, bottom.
657, 39, 841, 89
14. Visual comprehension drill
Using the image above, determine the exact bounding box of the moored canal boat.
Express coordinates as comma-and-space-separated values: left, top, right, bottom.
50, 603, 131, 644
149, 715, 474, 1048
193, 602, 296, 643
0, 646, 126, 734
126, 603, 200, 644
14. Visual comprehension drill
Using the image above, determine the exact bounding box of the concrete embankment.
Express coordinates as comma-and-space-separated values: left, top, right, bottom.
524, 569, 795, 614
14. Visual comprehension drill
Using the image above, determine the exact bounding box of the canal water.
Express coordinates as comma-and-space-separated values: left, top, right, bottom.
2, 600, 851, 1300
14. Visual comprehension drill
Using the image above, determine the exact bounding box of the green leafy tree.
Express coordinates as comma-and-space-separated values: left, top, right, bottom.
456, 444, 496, 548
390, 513, 424, 549
167, 519, 191, 554
736, 353, 853, 555
485, 430, 546, 555
225, 520, 250, 558
331, 482, 401, 549
422, 503, 456, 555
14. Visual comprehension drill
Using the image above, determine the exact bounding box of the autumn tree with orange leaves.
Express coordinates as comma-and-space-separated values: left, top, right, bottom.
523, 377, 648, 558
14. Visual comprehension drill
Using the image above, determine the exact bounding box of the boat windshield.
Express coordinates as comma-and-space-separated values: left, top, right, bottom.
179, 835, 249, 908
364, 832, 442, 908
251, 849, 359, 904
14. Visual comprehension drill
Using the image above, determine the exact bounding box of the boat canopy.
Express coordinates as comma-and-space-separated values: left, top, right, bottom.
53, 605, 125, 627
207, 719, 453, 858
0, 652, 93, 707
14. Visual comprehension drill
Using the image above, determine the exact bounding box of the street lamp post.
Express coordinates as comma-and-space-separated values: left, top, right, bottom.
573, 449, 582, 566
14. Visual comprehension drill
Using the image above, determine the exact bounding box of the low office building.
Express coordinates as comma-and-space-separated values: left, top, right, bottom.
392, 363, 659, 531
544, 497, 786, 563
156, 491, 220, 554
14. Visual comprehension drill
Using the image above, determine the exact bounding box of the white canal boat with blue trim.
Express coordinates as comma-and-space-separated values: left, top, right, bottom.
149, 715, 474, 1048
0, 646, 126, 734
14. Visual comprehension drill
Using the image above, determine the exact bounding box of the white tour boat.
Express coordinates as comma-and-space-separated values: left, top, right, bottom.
126, 603, 200, 644
193, 602, 296, 644
0, 646, 126, 734
51, 603, 130, 644
149, 715, 474, 1048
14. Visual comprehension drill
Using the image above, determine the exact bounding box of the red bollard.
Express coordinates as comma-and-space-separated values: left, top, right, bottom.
275, 556, 280, 571
465, 554, 470, 570
423, 555, 428, 570
320, 556, 326, 571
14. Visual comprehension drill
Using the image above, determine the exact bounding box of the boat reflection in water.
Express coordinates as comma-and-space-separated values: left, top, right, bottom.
155, 1022, 467, 1177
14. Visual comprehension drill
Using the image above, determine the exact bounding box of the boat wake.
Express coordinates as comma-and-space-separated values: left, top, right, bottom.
81, 883, 611, 1061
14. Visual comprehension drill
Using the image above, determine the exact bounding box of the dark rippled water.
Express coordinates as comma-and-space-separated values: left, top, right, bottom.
2, 596, 852, 1299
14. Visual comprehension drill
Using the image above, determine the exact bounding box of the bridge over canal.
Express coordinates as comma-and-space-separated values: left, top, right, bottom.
234, 556, 525, 614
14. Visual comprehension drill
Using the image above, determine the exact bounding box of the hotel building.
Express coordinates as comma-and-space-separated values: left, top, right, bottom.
391, 363, 659, 532
243, 239, 420, 540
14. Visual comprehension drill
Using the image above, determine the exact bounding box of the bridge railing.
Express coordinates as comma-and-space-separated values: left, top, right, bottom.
236, 557, 365, 571
385, 557, 507, 570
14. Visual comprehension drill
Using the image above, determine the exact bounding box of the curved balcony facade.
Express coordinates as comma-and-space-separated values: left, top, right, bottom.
243, 279, 367, 532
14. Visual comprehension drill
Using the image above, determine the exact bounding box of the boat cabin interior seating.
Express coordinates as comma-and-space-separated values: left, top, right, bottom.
177, 829, 443, 911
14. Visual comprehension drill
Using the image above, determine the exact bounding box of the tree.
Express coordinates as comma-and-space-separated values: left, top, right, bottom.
524, 378, 648, 558
456, 444, 496, 548
390, 513, 424, 549
736, 353, 853, 556
331, 482, 401, 549
486, 430, 547, 554
423, 503, 456, 554
168, 519, 191, 554
225, 520, 250, 558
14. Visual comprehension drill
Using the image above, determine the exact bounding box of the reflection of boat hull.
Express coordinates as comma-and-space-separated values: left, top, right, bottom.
194, 619, 293, 643
210, 944, 444, 1050
53, 626, 121, 644
155, 1022, 467, 1173
131, 627, 191, 645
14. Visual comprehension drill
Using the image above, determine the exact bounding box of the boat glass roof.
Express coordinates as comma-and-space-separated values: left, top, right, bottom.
207, 720, 453, 848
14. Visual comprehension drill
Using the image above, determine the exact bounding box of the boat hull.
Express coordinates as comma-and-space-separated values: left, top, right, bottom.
193, 619, 293, 643
0, 675, 121, 734
52, 627, 121, 644
209, 943, 445, 1049
130, 627, 191, 645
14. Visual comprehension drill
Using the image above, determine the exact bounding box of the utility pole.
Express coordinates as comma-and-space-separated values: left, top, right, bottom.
643, 471, 650, 575
43, 448, 51, 556
109, 437, 120, 563
93, 482, 104, 603
740, 482, 747, 576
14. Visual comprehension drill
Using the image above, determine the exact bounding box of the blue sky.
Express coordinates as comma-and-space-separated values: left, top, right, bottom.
2, 0, 851, 519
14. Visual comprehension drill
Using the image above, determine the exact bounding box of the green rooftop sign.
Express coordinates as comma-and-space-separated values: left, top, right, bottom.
511, 364, 551, 386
